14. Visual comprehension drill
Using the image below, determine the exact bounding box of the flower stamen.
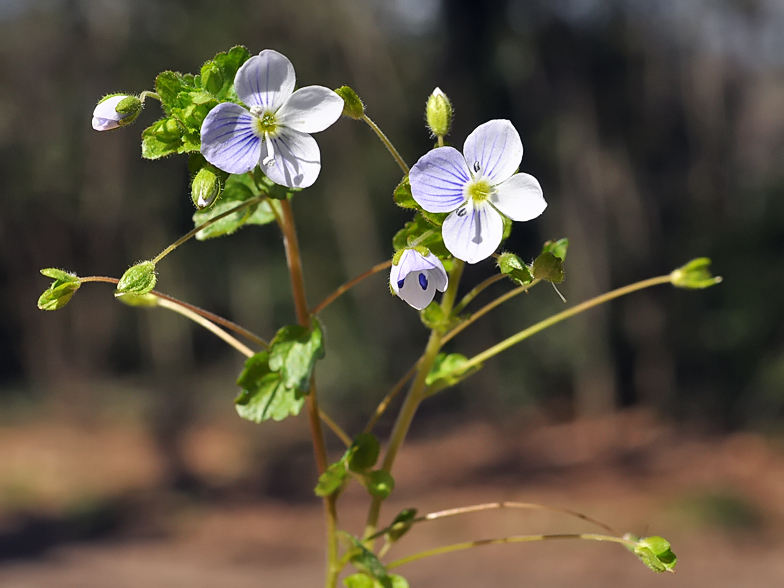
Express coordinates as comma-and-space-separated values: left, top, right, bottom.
263, 134, 276, 167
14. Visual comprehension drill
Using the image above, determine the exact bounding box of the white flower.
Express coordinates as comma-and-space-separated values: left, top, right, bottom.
92, 95, 140, 131
390, 249, 448, 310
408, 119, 546, 264
200, 49, 344, 189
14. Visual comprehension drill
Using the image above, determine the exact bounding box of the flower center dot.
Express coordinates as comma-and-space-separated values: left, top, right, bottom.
418, 273, 428, 290
251, 109, 278, 136
467, 179, 492, 203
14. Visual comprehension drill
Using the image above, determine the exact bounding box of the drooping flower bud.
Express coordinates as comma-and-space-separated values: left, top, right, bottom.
191, 167, 221, 209
334, 86, 365, 120
425, 87, 452, 139
92, 94, 142, 131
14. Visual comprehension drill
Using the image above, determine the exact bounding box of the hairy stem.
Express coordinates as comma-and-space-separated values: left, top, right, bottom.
311, 260, 392, 315
362, 114, 409, 174
452, 274, 506, 316
363, 362, 419, 434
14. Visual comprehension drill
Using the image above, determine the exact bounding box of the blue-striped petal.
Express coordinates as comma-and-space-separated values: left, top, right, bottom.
260, 127, 321, 189
441, 199, 504, 264
463, 120, 522, 185
409, 147, 471, 213
390, 249, 448, 310
235, 50, 296, 112
201, 103, 262, 175
490, 173, 546, 222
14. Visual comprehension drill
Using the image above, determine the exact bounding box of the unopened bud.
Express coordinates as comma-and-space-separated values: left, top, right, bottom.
191, 167, 221, 209
92, 94, 142, 131
334, 86, 365, 120
670, 258, 722, 289
426, 87, 452, 139
497, 252, 533, 287
115, 261, 157, 296
201, 61, 224, 95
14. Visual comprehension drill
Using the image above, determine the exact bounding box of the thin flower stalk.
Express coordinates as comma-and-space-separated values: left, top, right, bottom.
311, 260, 392, 315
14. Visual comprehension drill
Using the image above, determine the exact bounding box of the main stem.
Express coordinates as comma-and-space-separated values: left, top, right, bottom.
364, 260, 465, 542
279, 200, 339, 588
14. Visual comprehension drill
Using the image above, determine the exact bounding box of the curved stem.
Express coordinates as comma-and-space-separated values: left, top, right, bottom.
152, 196, 265, 264
364, 260, 465, 542
452, 274, 506, 316
362, 114, 409, 174
441, 279, 541, 346
386, 533, 635, 570
319, 408, 352, 447
447, 275, 673, 380
311, 260, 392, 315
363, 362, 418, 435
139, 90, 161, 103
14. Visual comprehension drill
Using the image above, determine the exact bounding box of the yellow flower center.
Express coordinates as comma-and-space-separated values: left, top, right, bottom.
467, 178, 492, 203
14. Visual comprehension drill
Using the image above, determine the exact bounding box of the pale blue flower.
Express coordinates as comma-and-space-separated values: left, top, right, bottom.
409, 120, 546, 264
200, 50, 344, 189
92, 95, 135, 131
390, 249, 448, 310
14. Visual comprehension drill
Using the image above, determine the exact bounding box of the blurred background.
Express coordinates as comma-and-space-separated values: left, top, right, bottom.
1, 0, 783, 586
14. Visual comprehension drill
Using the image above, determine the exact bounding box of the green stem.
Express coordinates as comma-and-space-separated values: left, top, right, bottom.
452, 274, 506, 316
278, 200, 339, 588
386, 533, 635, 570
446, 275, 673, 380
362, 114, 409, 174
363, 362, 419, 435
312, 260, 392, 315
319, 408, 352, 447
152, 196, 265, 264
364, 260, 465, 542
139, 91, 161, 103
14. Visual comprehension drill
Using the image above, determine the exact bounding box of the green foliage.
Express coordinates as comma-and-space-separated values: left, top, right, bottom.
268, 318, 326, 391
37, 269, 80, 311
348, 433, 380, 473
366, 470, 395, 498
392, 177, 417, 210
141, 47, 251, 160
393, 213, 450, 260
341, 534, 400, 587
315, 456, 351, 497
234, 352, 306, 423
335, 86, 365, 120
670, 258, 722, 289
419, 301, 445, 330
344, 574, 408, 588
192, 174, 280, 240
630, 536, 677, 573
115, 261, 157, 296
542, 238, 569, 261
425, 352, 482, 395
115, 293, 158, 308
385, 508, 418, 543
532, 251, 565, 284
497, 252, 534, 287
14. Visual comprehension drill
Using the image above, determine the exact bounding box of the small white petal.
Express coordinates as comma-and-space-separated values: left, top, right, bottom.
235, 50, 296, 112
396, 271, 437, 310
463, 120, 523, 185
200, 103, 262, 175
490, 173, 547, 222
260, 127, 321, 188
92, 116, 119, 131
409, 147, 471, 213
442, 199, 504, 264
392, 250, 449, 295
276, 86, 344, 134
92, 96, 128, 131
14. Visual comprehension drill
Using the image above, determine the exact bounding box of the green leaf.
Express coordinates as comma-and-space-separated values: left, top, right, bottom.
420, 210, 449, 227
211, 46, 251, 101
141, 118, 183, 159
315, 456, 350, 497
348, 433, 380, 473
670, 258, 722, 289
497, 252, 534, 287
344, 535, 390, 585
393, 177, 418, 210
393, 213, 450, 259
37, 269, 81, 311
633, 536, 677, 573
155, 71, 196, 113
115, 261, 157, 296
542, 238, 569, 261
385, 508, 418, 543
234, 352, 306, 422
425, 353, 483, 395
532, 251, 565, 284
344, 574, 375, 588
366, 470, 395, 499
268, 318, 326, 392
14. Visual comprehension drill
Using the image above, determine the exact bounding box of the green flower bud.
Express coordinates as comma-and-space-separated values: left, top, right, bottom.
191, 167, 221, 209
366, 470, 395, 499
115, 261, 157, 296
151, 117, 183, 143
334, 86, 365, 120
632, 536, 677, 573
497, 252, 533, 286
37, 268, 81, 311
200, 61, 224, 95
670, 258, 722, 289
426, 87, 452, 139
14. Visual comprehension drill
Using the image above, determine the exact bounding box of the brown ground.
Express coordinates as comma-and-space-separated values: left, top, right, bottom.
0, 410, 783, 587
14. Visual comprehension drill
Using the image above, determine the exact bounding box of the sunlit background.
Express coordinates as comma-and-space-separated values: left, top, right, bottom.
1, 0, 783, 586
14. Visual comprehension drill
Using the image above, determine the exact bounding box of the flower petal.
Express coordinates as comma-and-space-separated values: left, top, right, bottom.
409, 147, 471, 213
92, 96, 127, 130
235, 50, 296, 112
490, 173, 547, 222
276, 86, 344, 134
396, 271, 437, 310
200, 103, 262, 175
260, 127, 321, 188
442, 199, 504, 264
463, 119, 522, 185
393, 250, 449, 294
